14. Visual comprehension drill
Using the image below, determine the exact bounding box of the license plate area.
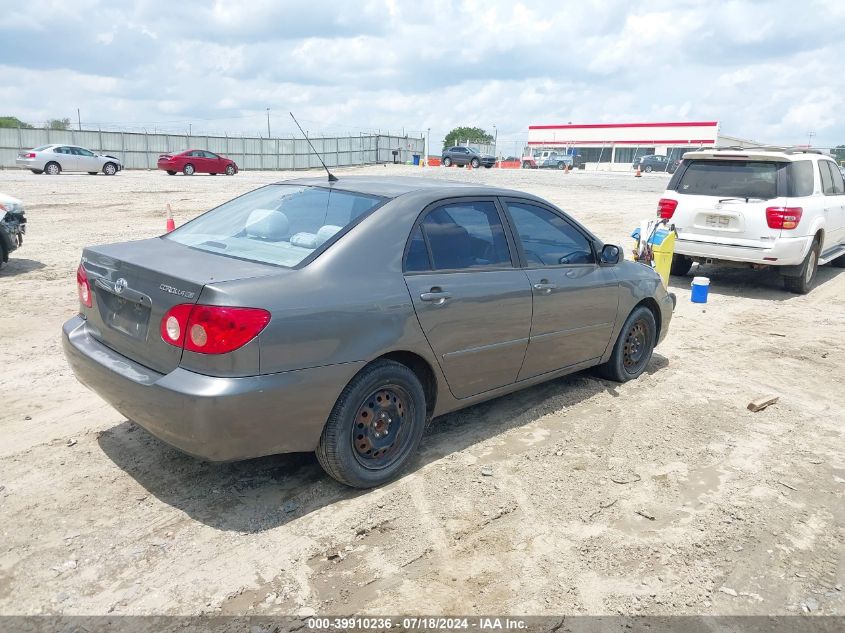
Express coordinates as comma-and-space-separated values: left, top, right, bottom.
705, 214, 732, 229
96, 288, 151, 341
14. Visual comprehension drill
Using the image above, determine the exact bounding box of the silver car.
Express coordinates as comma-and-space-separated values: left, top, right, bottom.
63, 177, 674, 488
16, 144, 124, 175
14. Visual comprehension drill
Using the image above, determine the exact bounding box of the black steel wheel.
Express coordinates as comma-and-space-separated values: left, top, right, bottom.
317, 360, 426, 488
597, 305, 657, 382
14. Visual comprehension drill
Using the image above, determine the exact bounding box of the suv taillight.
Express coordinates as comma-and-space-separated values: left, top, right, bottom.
766, 206, 803, 230
657, 198, 678, 219
76, 264, 92, 308
161, 304, 271, 354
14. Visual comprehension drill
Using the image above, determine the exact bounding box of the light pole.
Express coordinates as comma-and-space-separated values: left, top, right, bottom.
493, 124, 498, 164
807, 130, 815, 148
267, 108, 271, 138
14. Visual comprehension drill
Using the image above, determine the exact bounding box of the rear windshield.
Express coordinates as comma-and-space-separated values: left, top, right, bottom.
674, 160, 779, 199
165, 184, 384, 267
32, 145, 51, 151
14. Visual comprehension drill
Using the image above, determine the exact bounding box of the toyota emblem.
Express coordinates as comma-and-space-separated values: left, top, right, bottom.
114, 278, 128, 294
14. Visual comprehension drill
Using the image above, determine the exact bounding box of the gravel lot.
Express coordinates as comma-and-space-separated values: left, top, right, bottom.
0, 165, 843, 617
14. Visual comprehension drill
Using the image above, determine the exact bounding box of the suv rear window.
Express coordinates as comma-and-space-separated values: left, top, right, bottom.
673, 160, 779, 199
166, 185, 384, 267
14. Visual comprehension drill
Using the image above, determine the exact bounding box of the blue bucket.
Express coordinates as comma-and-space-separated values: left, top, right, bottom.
691, 276, 710, 303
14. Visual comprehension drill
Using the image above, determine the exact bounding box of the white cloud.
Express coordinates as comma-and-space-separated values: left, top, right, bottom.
0, 0, 843, 147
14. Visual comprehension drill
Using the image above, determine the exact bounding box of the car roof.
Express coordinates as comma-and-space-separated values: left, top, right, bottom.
683, 147, 833, 162
275, 175, 531, 199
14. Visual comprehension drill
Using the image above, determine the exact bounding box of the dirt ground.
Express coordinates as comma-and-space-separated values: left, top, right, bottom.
0, 165, 842, 617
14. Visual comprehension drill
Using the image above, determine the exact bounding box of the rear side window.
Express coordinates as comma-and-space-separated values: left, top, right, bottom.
166, 185, 384, 267
674, 160, 779, 199
413, 201, 511, 271
787, 160, 815, 197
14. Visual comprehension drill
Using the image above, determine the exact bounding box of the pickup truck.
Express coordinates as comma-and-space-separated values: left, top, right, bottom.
522, 151, 585, 170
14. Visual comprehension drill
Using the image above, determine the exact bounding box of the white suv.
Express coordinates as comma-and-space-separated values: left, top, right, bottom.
658, 147, 845, 293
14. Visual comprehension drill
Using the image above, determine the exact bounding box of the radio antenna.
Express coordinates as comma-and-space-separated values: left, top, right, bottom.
289, 112, 338, 182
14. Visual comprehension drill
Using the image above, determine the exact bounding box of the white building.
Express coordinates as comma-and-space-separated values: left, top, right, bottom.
526, 121, 725, 168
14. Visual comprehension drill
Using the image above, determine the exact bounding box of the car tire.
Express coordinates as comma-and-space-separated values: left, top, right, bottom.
183, 163, 195, 175
225, 164, 236, 176
670, 254, 693, 276
103, 162, 117, 176
316, 359, 427, 488
484, 164, 492, 169
30, 169, 43, 175
597, 305, 657, 383
44, 162, 61, 175
471, 158, 480, 168
556, 162, 565, 170
782, 240, 820, 294
87, 172, 98, 175
210, 173, 217, 176
443, 157, 452, 167
166, 170, 176, 176
644, 165, 653, 173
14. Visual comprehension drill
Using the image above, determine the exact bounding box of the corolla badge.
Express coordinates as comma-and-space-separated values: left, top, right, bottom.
114, 278, 128, 294
159, 283, 195, 299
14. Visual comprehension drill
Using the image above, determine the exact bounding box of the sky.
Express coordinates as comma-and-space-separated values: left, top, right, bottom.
2, 0, 844, 152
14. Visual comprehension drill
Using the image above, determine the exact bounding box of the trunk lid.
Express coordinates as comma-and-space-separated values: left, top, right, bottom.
673, 194, 785, 248
80, 237, 280, 374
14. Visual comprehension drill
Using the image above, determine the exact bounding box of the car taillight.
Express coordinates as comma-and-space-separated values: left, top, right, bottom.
24, 152, 36, 158
160, 304, 271, 354
766, 206, 803, 230
76, 264, 93, 308
657, 198, 678, 219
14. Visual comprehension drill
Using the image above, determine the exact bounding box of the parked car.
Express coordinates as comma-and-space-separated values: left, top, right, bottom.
633, 154, 678, 173
522, 150, 585, 170
15, 144, 123, 175
0, 193, 27, 268
659, 147, 845, 293
157, 150, 238, 176
63, 176, 674, 488
441, 147, 495, 168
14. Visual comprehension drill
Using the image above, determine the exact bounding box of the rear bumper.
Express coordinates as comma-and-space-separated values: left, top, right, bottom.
674, 235, 812, 266
62, 315, 364, 461
15, 158, 44, 170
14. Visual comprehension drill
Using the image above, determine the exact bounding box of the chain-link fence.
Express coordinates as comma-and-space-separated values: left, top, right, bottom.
0, 127, 425, 170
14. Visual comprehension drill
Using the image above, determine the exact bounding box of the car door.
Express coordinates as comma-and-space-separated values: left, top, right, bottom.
819, 160, 845, 247
75, 147, 100, 172
501, 199, 620, 380
54, 146, 78, 171
403, 198, 532, 399
204, 151, 222, 172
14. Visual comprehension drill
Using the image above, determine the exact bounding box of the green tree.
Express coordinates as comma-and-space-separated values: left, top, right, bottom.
832, 145, 845, 163
45, 117, 72, 130
0, 116, 33, 128
443, 126, 493, 149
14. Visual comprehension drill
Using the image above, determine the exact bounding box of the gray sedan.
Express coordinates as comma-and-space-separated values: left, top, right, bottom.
16, 144, 124, 175
63, 177, 674, 488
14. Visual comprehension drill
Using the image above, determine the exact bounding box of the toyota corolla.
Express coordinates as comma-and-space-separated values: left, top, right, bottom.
63, 176, 674, 488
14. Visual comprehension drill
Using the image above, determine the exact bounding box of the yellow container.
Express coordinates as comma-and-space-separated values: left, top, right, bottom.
649, 227, 677, 287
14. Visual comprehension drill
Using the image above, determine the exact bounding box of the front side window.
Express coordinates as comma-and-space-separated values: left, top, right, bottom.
412, 201, 511, 271
674, 160, 779, 199
166, 185, 384, 267
819, 161, 834, 194
204, 151, 219, 159
506, 202, 595, 266
820, 161, 844, 195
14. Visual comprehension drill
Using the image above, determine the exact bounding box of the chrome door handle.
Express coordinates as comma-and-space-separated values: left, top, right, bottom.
420, 291, 451, 303
532, 282, 557, 294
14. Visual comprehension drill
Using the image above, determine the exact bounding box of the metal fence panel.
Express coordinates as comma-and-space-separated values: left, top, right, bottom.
0, 127, 423, 171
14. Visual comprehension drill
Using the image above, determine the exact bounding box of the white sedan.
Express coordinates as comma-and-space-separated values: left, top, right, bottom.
16, 144, 124, 175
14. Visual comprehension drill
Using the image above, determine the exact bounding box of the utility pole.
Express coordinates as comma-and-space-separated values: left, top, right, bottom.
77, 108, 82, 131
493, 124, 497, 160
267, 108, 271, 138
807, 130, 816, 148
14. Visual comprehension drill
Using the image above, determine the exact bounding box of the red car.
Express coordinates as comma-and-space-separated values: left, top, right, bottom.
157, 150, 238, 176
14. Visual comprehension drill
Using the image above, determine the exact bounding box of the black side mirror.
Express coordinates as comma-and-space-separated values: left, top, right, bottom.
600, 244, 621, 266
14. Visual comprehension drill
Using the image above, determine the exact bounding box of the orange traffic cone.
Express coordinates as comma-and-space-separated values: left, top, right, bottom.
166, 203, 176, 232
466, 162, 473, 170
635, 165, 642, 178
